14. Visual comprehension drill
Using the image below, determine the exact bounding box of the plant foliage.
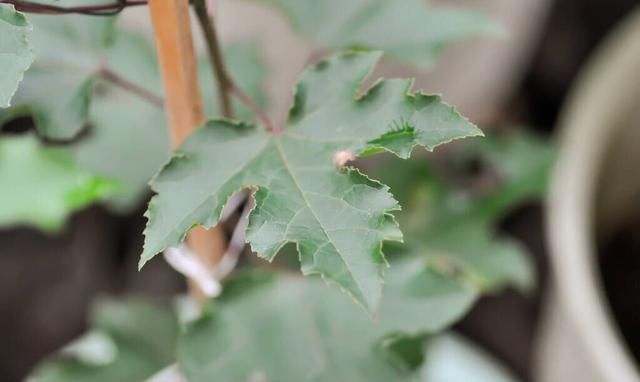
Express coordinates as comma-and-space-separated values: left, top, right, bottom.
0, 134, 113, 231
141, 51, 481, 311
0, 1, 553, 381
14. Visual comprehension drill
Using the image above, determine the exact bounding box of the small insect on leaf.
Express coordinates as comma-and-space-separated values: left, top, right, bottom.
333, 149, 356, 167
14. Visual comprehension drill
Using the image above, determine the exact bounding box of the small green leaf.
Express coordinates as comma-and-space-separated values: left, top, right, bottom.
178, 263, 476, 382
459, 130, 555, 218
0, 1, 116, 140
376, 131, 554, 293
0, 134, 113, 231
423, 225, 534, 293
29, 297, 179, 382
0, 4, 34, 108
142, 51, 481, 311
261, 0, 501, 67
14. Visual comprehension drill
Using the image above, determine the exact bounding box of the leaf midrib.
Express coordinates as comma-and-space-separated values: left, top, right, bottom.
273, 137, 365, 303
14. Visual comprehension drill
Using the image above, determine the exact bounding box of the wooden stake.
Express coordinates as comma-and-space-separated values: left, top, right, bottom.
149, 0, 225, 301
149, 0, 203, 145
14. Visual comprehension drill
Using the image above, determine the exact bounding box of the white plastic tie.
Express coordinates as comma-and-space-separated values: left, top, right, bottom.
163, 245, 222, 298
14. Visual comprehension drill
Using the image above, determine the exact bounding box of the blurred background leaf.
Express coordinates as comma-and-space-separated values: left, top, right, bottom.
0, 0, 117, 140
0, 134, 113, 231
178, 263, 476, 382
257, 0, 500, 68
372, 130, 553, 294
28, 297, 178, 382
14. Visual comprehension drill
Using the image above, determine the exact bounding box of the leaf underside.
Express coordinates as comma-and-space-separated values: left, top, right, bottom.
142, 51, 481, 311
0, 4, 34, 108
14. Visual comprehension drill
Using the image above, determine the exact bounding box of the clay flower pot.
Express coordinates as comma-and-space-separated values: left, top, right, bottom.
537, 7, 640, 382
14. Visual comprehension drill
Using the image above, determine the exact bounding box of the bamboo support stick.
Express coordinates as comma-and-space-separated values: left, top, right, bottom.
148, 0, 225, 301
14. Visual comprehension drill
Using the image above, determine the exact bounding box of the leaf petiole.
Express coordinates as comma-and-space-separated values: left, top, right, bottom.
98, 67, 164, 108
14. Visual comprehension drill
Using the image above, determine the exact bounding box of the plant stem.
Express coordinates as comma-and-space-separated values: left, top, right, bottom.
192, 0, 234, 118
231, 85, 277, 132
191, 0, 278, 132
98, 68, 164, 108
2, 0, 147, 15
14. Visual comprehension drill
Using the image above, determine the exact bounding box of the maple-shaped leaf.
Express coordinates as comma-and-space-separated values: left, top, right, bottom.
0, 134, 113, 232
142, 51, 481, 311
29, 297, 179, 382
0, 4, 34, 108
260, 0, 500, 67
178, 263, 476, 382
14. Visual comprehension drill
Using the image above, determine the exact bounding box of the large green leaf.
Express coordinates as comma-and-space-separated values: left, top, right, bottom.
29, 297, 179, 382
142, 51, 481, 311
27, 285, 515, 382
0, 4, 34, 108
0, 0, 116, 140
376, 131, 554, 293
178, 263, 477, 382
0, 134, 113, 231
260, 0, 500, 67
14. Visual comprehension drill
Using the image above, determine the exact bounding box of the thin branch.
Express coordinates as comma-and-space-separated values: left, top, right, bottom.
191, 0, 279, 133
98, 68, 164, 108
2, 0, 147, 15
192, 0, 234, 118
231, 85, 278, 133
